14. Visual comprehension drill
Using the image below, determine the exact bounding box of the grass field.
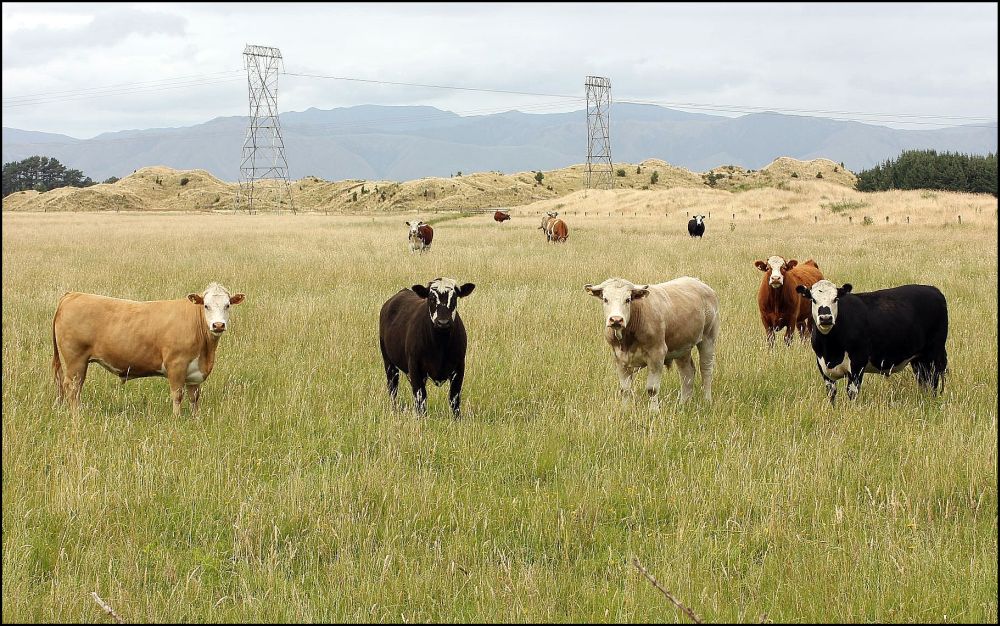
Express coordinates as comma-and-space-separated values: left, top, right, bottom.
2, 194, 997, 622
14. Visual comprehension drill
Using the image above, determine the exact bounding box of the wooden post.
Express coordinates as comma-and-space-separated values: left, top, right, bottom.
732, 213, 735, 220
885, 216, 889, 223
907, 216, 910, 224
958, 215, 962, 224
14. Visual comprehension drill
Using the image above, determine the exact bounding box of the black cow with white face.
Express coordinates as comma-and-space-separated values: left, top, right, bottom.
379, 277, 476, 417
687, 215, 706, 238
796, 279, 948, 405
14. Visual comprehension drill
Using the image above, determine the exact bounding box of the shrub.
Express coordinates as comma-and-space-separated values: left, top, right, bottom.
352, 192, 357, 202
816, 172, 824, 179
791, 172, 799, 178
650, 171, 659, 185
180, 177, 190, 186
616, 168, 626, 177
535, 171, 544, 184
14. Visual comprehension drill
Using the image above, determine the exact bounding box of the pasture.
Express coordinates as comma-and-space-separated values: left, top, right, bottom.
2, 197, 997, 622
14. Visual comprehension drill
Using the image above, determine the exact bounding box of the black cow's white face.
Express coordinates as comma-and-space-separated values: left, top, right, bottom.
797, 279, 851, 334
584, 278, 650, 338
411, 278, 476, 329
187, 282, 245, 336
694, 215, 705, 226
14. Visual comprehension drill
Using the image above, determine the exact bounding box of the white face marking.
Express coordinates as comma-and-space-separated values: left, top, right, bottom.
185, 357, 205, 384
809, 280, 840, 333
766, 255, 786, 287
427, 278, 461, 327
818, 352, 851, 380
588, 278, 645, 331
695, 215, 704, 226
201, 283, 234, 336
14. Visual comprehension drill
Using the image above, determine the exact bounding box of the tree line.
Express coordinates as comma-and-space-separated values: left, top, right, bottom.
2, 156, 120, 198
855, 149, 997, 196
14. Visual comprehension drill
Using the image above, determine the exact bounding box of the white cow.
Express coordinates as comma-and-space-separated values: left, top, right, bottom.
585, 276, 720, 411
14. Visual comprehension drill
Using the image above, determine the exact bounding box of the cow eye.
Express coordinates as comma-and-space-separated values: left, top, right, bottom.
602, 298, 608, 303
625, 297, 631, 303
225, 304, 230, 309
204, 305, 209, 309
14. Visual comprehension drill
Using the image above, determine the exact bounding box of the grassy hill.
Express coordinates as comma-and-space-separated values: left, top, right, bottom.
2, 157, 858, 214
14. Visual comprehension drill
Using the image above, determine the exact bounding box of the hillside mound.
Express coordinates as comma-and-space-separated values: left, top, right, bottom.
2, 158, 859, 213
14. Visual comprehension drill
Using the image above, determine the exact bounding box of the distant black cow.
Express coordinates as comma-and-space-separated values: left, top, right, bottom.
796, 279, 948, 404
379, 278, 476, 417
687, 215, 706, 237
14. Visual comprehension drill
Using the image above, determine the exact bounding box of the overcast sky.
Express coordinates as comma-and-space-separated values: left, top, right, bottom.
2, 2, 997, 139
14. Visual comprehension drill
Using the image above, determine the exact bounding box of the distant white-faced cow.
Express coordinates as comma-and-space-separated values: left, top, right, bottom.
687, 215, 706, 237
754, 255, 824, 347
379, 277, 476, 417
796, 279, 948, 404
494, 210, 511, 223
52, 283, 245, 416
539, 211, 559, 240
547, 217, 569, 242
406, 220, 433, 252
585, 276, 720, 411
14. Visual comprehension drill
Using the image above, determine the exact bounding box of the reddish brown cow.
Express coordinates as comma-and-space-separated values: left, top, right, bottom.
754, 255, 823, 347
52, 283, 245, 415
548, 218, 569, 242
406, 220, 434, 252
494, 210, 511, 223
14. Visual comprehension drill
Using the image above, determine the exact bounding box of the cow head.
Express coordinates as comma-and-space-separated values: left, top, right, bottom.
187, 282, 245, 336
406, 221, 426, 239
584, 278, 650, 336
796, 279, 851, 334
411, 277, 475, 329
694, 215, 705, 226
755, 255, 799, 288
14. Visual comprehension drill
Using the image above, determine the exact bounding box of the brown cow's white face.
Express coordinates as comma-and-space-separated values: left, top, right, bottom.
797, 279, 850, 334
756, 255, 799, 289
187, 282, 245, 336
584, 278, 649, 337
406, 221, 424, 238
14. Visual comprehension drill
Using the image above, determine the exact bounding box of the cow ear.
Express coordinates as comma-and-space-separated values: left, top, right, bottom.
754, 260, 768, 271
795, 285, 812, 300
785, 259, 798, 271
838, 284, 853, 297
411, 284, 430, 298
631, 286, 650, 300
457, 283, 476, 298
229, 293, 245, 305
187, 293, 204, 304
584, 284, 603, 298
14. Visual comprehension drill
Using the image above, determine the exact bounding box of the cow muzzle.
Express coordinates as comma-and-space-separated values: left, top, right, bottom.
816, 315, 834, 333
769, 279, 783, 288
607, 316, 624, 328
211, 322, 226, 334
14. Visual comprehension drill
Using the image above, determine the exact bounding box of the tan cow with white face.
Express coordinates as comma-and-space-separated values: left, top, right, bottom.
585, 276, 720, 411
52, 282, 245, 416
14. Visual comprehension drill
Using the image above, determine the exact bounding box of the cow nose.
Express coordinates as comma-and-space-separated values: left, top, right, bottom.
608, 316, 624, 327
212, 322, 226, 332
818, 315, 833, 325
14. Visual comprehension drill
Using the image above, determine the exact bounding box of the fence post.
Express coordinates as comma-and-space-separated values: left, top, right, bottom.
958, 215, 962, 224
849, 216, 852, 224
907, 216, 910, 224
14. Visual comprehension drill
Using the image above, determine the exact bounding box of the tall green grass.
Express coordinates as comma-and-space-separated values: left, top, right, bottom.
2, 210, 996, 622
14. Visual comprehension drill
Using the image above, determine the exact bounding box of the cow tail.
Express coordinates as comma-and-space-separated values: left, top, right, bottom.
52, 312, 62, 389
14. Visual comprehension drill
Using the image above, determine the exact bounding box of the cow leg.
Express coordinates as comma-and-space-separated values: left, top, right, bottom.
186, 384, 201, 415
408, 370, 428, 416
697, 339, 716, 402
644, 358, 665, 413
165, 365, 187, 416
62, 355, 89, 415
380, 340, 400, 407
783, 324, 795, 346
53, 352, 65, 406
615, 361, 634, 407
448, 369, 464, 419
813, 358, 837, 405
676, 352, 697, 403
845, 370, 864, 401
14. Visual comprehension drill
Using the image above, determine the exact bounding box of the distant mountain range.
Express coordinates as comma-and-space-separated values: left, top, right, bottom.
3, 103, 996, 182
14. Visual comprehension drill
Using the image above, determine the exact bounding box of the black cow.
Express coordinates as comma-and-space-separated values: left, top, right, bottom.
687, 215, 706, 237
379, 278, 476, 417
796, 279, 948, 404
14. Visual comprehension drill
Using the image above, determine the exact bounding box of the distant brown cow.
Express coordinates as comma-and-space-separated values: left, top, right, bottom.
52, 283, 245, 415
754, 255, 823, 347
539, 211, 559, 240
547, 218, 568, 242
494, 210, 511, 223
407, 220, 433, 252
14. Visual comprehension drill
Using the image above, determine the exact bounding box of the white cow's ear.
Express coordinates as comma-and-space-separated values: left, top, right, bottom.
584, 284, 602, 298
795, 285, 812, 300
230, 293, 246, 305
838, 284, 853, 296
411, 284, 430, 298
631, 287, 650, 300
187, 293, 204, 304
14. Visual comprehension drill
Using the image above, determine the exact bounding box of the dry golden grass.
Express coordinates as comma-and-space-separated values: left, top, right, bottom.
1, 189, 996, 622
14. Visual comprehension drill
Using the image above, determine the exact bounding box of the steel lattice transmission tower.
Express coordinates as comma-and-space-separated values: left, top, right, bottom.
585, 76, 613, 190
236, 44, 295, 214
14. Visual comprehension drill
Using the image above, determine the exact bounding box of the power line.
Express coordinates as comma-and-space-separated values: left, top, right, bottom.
2, 70, 244, 104
282, 70, 581, 100
2, 76, 245, 109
